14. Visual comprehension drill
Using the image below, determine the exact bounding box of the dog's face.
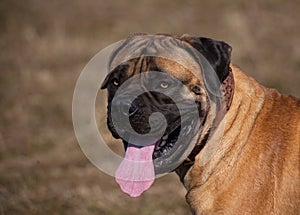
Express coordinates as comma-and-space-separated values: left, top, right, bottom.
101, 34, 232, 174
103, 57, 204, 162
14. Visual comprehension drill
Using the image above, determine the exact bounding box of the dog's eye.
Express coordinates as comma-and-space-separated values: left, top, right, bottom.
112, 79, 120, 87
160, 82, 169, 89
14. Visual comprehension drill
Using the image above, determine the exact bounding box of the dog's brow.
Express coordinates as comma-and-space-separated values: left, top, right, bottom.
112, 64, 129, 73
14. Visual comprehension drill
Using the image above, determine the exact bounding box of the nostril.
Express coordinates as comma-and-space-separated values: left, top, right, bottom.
120, 100, 138, 117
129, 103, 138, 116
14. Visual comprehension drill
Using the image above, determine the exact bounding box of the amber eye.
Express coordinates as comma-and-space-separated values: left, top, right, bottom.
160, 82, 169, 89
112, 79, 119, 86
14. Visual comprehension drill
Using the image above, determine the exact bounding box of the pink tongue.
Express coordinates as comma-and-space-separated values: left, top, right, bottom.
115, 141, 156, 197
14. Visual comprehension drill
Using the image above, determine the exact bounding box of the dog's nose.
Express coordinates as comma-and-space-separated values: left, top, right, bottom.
119, 99, 138, 117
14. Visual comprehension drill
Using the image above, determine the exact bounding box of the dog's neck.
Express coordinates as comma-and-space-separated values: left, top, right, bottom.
176, 65, 266, 189
175, 67, 235, 181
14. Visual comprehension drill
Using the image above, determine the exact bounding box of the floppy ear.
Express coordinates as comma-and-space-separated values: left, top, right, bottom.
180, 35, 232, 82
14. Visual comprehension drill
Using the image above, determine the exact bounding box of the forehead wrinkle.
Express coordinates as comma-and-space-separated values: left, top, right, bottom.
139, 57, 153, 92
124, 57, 152, 92
153, 57, 201, 84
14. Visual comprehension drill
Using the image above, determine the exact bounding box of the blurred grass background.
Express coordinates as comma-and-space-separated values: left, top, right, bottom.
0, 0, 299, 214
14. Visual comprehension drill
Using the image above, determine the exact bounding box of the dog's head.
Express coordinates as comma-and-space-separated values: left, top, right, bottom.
101, 34, 232, 196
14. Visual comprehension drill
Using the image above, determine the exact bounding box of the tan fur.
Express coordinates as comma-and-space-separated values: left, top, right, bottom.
183, 65, 300, 214
110, 55, 300, 213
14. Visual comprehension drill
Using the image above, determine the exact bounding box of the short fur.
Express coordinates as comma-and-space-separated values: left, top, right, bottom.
184, 65, 300, 214
102, 34, 300, 214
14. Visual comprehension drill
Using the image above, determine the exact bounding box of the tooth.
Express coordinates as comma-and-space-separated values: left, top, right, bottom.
160, 140, 166, 146
186, 125, 192, 134
162, 135, 168, 140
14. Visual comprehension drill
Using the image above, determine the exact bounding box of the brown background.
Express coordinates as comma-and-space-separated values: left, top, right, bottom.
0, 0, 299, 214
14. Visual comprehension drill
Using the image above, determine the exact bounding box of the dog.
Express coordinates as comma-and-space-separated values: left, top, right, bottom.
101, 34, 300, 214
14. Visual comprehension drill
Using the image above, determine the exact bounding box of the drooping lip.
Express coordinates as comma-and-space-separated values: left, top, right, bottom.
153, 117, 200, 174
152, 125, 181, 159
152, 117, 196, 159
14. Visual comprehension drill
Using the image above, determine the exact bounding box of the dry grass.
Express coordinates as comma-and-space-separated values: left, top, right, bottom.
0, 0, 299, 214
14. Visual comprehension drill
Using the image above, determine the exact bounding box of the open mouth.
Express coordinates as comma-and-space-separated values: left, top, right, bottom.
115, 109, 198, 164
152, 125, 180, 159
152, 118, 196, 160
119, 117, 196, 162
114, 115, 199, 197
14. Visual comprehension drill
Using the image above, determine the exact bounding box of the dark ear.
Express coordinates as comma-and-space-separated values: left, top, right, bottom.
180, 35, 232, 82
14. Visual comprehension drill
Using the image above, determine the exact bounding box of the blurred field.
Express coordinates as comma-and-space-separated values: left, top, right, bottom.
0, 0, 299, 214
